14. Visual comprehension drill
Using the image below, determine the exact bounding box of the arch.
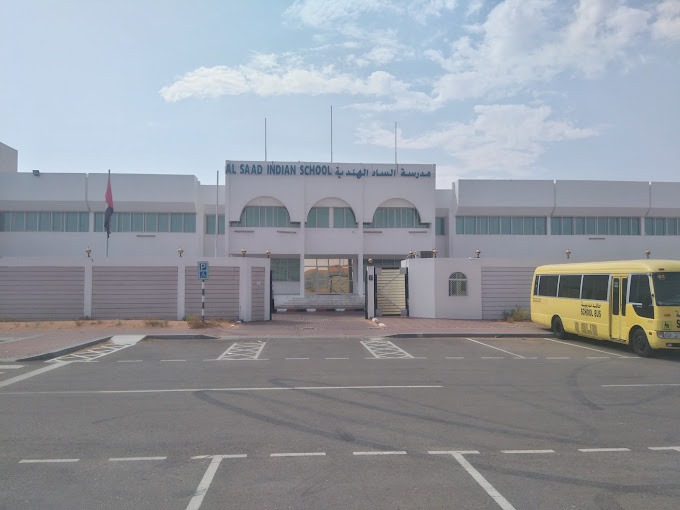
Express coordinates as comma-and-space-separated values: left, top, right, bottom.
448, 272, 468, 296
364, 198, 427, 229
233, 197, 296, 228
305, 197, 358, 229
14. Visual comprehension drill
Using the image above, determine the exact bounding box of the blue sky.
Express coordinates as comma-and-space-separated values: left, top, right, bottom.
1, 0, 679, 188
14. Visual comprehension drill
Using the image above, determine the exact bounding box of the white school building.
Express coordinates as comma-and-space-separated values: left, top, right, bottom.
1, 141, 679, 321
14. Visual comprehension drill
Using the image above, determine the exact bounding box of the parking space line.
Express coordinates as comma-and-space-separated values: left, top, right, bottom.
109, 456, 167, 461
270, 452, 326, 457
544, 337, 630, 358
0, 365, 24, 369
431, 451, 516, 510
465, 338, 525, 359
353, 451, 407, 455
502, 450, 555, 454
117, 360, 143, 363
19, 458, 79, 463
578, 448, 630, 453
161, 359, 186, 362
187, 455, 247, 510
649, 446, 680, 452
603, 383, 680, 387
325, 357, 349, 360
0, 362, 69, 389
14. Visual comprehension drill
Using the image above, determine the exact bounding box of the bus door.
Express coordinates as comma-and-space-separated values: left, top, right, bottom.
610, 276, 628, 341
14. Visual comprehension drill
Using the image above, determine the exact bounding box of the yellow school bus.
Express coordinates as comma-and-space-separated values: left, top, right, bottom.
531, 260, 680, 357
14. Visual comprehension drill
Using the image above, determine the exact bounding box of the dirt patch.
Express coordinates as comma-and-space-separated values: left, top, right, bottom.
0, 319, 236, 331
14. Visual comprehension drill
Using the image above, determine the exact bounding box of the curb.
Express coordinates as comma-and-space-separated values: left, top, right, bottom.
15, 336, 113, 362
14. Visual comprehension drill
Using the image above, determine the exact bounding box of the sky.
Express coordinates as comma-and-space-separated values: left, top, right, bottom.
1, 0, 679, 189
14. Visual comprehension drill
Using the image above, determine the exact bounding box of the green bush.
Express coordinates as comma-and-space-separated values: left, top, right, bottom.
502, 305, 530, 322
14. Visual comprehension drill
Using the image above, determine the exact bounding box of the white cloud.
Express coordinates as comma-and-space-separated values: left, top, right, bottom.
652, 0, 680, 41
160, 58, 417, 102
356, 103, 598, 180
408, 0, 458, 24
284, 0, 394, 28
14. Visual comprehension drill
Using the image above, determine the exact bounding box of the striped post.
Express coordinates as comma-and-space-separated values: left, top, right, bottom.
201, 280, 205, 324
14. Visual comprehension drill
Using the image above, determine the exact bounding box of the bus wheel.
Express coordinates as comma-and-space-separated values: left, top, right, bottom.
552, 317, 567, 339
631, 329, 653, 357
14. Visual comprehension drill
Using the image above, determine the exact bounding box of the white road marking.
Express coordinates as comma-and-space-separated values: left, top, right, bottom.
649, 446, 680, 452
578, 448, 630, 453
270, 452, 326, 457
431, 451, 516, 510
325, 357, 349, 360
52, 343, 132, 362
0, 362, 69, 389
117, 360, 143, 363
187, 455, 246, 510
109, 456, 167, 461
546, 357, 570, 359
285, 358, 309, 360
217, 341, 266, 361
586, 356, 610, 359
19, 458, 79, 463
161, 359, 186, 362
361, 339, 414, 359
603, 383, 680, 388
481, 356, 505, 359
544, 337, 630, 358
465, 338, 525, 359
502, 450, 555, 454
445, 357, 464, 359
353, 451, 407, 455
0, 365, 24, 369
2, 384, 443, 395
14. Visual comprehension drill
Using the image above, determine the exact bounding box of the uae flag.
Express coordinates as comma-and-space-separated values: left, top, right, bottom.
104, 172, 114, 238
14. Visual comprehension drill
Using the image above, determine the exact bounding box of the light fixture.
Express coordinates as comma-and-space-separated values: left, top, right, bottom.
85, 247, 91, 258
177, 247, 184, 257
265, 249, 271, 258
32, 170, 40, 176
241, 248, 247, 257
432, 249, 438, 258
368, 258, 373, 265
645, 249, 651, 259
408, 250, 414, 259
565, 249, 571, 259
475, 249, 481, 258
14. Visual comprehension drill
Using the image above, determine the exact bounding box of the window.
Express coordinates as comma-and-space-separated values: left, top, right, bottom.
581, 275, 609, 301
646, 217, 679, 236
535, 275, 558, 297
0, 211, 90, 232
205, 214, 226, 234
333, 207, 357, 228
551, 217, 641, 236
435, 217, 446, 235
271, 258, 300, 282
456, 216, 546, 235
231, 206, 297, 228
448, 272, 468, 296
94, 212, 196, 233
558, 275, 581, 298
364, 207, 427, 229
306, 207, 330, 228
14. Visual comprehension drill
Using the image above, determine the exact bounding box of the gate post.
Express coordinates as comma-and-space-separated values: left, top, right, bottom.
365, 265, 376, 319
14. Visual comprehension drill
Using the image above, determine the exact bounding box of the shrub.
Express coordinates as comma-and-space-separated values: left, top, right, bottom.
145, 320, 169, 328
502, 305, 530, 322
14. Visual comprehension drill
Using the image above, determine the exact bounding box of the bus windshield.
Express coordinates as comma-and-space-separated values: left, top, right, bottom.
653, 272, 680, 306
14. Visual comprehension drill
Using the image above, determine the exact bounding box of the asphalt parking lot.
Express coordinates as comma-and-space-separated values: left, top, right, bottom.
2, 334, 680, 509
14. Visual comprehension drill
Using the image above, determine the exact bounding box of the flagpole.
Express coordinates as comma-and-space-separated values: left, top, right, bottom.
106, 170, 110, 258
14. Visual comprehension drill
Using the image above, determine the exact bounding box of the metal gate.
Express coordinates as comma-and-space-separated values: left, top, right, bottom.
375, 267, 408, 316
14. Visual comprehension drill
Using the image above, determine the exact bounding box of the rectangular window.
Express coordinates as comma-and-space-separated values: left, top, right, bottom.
51, 212, 63, 232
183, 213, 196, 232
271, 258, 300, 282
39, 212, 51, 231
511, 217, 523, 234
655, 217, 665, 235
607, 217, 618, 235
535, 217, 546, 235
537, 275, 558, 297
65, 212, 79, 232
551, 217, 561, 235
574, 217, 585, 235
464, 216, 476, 234
500, 217, 511, 235
523, 217, 535, 235
435, 217, 445, 235
157, 213, 169, 232
132, 213, 144, 232
456, 216, 464, 234
488, 217, 500, 234
477, 217, 488, 234
144, 213, 158, 232
629, 274, 651, 304
11, 212, 25, 231
25, 212, 38, 231
0, 212, 9, 231
79, 212, 89, 232
585, 217, 597, 235
597, 217, 607, 235
558, 275, 582, 298
581, 275, 609, 301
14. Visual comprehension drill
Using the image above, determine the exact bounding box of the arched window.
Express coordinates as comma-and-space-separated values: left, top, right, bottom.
449, 272, 468, 296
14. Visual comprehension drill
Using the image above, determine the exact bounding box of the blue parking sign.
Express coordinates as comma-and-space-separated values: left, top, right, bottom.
198, 261, 209, 280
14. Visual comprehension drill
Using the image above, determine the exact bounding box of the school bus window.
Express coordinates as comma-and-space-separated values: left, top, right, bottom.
558, 275, 581, 298
537, 275, 558, 296
581, 275, 609, 301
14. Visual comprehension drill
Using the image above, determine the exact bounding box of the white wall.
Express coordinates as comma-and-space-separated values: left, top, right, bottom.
0, 143, 18, 173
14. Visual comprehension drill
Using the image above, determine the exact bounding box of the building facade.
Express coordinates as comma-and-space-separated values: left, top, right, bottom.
1, 144, 679, 318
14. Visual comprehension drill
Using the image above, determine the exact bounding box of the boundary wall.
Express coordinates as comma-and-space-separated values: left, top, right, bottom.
0, 256, 269, 322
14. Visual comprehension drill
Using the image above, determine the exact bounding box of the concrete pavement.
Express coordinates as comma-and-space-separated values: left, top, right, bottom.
0, 312, 549, 362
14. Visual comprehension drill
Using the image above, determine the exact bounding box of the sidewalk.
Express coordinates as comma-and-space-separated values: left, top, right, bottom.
0, 312, 550, 362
